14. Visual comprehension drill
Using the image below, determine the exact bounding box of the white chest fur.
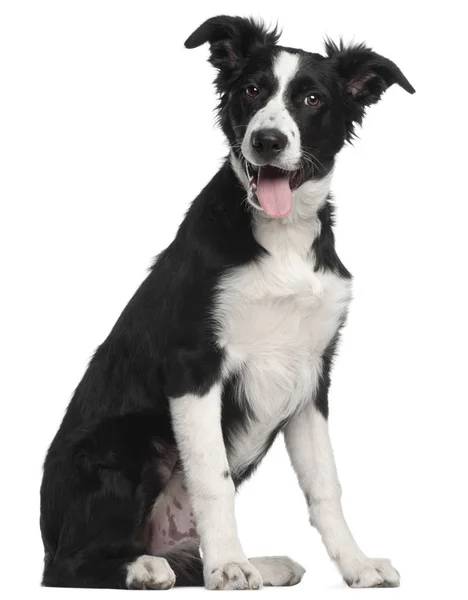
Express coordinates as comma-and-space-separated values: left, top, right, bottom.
214, 213, 352, 476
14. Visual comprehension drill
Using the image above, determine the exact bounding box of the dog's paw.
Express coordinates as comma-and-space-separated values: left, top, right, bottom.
342, 557, 400, 588
250, 555, 306, 586
126, 555, 176, 590
205, 560, 263, 590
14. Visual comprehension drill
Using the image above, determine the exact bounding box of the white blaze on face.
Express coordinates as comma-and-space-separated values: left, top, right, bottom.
241, 50, 301, 170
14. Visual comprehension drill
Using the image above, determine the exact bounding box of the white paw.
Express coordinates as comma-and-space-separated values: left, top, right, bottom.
341, 557, 400, 588
126, 555, 176, 590
205, 560, 263, 590
250, 555, 306, 586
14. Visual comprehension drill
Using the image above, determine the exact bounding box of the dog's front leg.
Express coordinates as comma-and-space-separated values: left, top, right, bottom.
284, 401, 400, 588
170, 383, 262, 590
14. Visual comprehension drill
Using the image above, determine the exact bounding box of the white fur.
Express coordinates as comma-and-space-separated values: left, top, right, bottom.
214, 185, 351, 479
126, 555, 175, 589
169, 385, 262, 589
207, 561, 263, 590
284, 405, 400, 587
241, 51, 301, 170
249, 556, 306, 586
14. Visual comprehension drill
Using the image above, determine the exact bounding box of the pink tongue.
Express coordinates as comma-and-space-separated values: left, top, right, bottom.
256, 166, 292, 218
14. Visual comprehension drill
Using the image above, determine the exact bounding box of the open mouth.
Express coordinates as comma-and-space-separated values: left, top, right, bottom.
244, 161, 303, 218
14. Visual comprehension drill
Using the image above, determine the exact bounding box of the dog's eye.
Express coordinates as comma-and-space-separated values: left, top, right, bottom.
304, 94, 322, 107
245, 86, 260, 98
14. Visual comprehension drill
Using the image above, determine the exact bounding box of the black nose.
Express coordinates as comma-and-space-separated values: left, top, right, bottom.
251, 128, 288, 161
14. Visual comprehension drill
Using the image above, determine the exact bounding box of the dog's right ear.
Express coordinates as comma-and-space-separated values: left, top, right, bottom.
185, 15, 280, 90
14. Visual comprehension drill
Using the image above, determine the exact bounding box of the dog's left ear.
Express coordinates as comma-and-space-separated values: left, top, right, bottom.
325, 40, 415, 106
185, 16, 280, 90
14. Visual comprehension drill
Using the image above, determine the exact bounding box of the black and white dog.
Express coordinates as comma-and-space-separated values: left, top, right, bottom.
40, 16, 414, 591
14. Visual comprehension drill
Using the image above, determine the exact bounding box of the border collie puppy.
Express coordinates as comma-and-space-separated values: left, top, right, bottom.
40, 15, 414, 590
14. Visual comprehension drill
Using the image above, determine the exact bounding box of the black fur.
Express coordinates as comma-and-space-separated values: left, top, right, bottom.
40, 15, 413, 589
313, 200, 351, 279
314, 330, 343, 419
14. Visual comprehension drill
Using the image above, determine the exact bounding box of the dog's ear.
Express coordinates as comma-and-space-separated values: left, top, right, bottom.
185, 16, 280, 89
325, 40, 415, 107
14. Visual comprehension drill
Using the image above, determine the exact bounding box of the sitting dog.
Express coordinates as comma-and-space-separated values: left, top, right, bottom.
40, 15, 414, 590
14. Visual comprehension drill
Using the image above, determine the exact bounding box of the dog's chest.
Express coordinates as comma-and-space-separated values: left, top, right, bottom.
215, 219, 351, 474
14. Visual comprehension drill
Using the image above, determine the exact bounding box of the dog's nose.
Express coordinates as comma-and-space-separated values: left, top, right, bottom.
251, 129, 288, 161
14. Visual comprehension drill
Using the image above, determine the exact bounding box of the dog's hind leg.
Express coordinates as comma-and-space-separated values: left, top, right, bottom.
43, 537, 202, 589
44, 555, 176, 589
127, 544, 205, 589
41, 414, 183, 589
249, 556, 306, 587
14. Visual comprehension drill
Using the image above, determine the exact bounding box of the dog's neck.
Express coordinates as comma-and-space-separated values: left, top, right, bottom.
229, 152, 333, 225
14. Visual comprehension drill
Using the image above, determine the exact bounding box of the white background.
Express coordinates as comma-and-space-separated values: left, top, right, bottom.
1, 1, 467, 598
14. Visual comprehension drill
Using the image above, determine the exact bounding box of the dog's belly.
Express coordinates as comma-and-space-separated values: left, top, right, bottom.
146, 473, 198, 553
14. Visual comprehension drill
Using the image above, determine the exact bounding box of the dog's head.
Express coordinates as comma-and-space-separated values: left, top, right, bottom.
186, 16, 414, 219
